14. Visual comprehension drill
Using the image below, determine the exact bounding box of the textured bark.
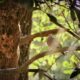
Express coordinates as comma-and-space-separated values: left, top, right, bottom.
0, 0, 33, 80
19, 5, 33, 80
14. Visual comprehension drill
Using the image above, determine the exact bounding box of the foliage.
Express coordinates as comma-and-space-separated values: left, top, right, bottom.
0, 0, 80, 80
28, 0, 80, 80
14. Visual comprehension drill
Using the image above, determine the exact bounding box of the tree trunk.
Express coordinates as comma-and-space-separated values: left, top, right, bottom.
0, 0, 33, 80
19, 4, 33, 80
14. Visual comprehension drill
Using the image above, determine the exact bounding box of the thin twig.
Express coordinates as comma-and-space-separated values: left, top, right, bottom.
54, 22, 80, 39
62, 11, 73, 30
43, 72, 53, 80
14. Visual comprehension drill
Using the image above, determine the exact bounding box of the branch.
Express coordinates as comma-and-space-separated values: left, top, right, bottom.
18, 47, 68, 73
0, 48, 66, 73
20, 29, 59, 45
1, 46, 80, 73
0, 68, 46, 74
28, 68, 46, 73
18, 45, 80, 73
19, 51, 49, 72
60, 24, 80, 39
20, 23, 80, 46
47, 13, 80, 39
43, 72, 53, 80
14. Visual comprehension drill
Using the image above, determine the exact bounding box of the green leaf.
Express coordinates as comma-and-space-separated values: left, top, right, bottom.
47, 13, 58, 25
70, 8, 76, 21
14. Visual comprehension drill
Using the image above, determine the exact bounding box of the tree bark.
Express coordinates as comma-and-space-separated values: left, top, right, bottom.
0, 0, 33, 80
19, 5, 33, 80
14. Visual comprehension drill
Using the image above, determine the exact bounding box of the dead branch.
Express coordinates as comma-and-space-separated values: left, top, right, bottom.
20, 26, 80, 47
18, 45, 80, 73
18, 47, 68, 73
19, 51, 49, 72
0, 46, 80, 73
20, 29, 59, 45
